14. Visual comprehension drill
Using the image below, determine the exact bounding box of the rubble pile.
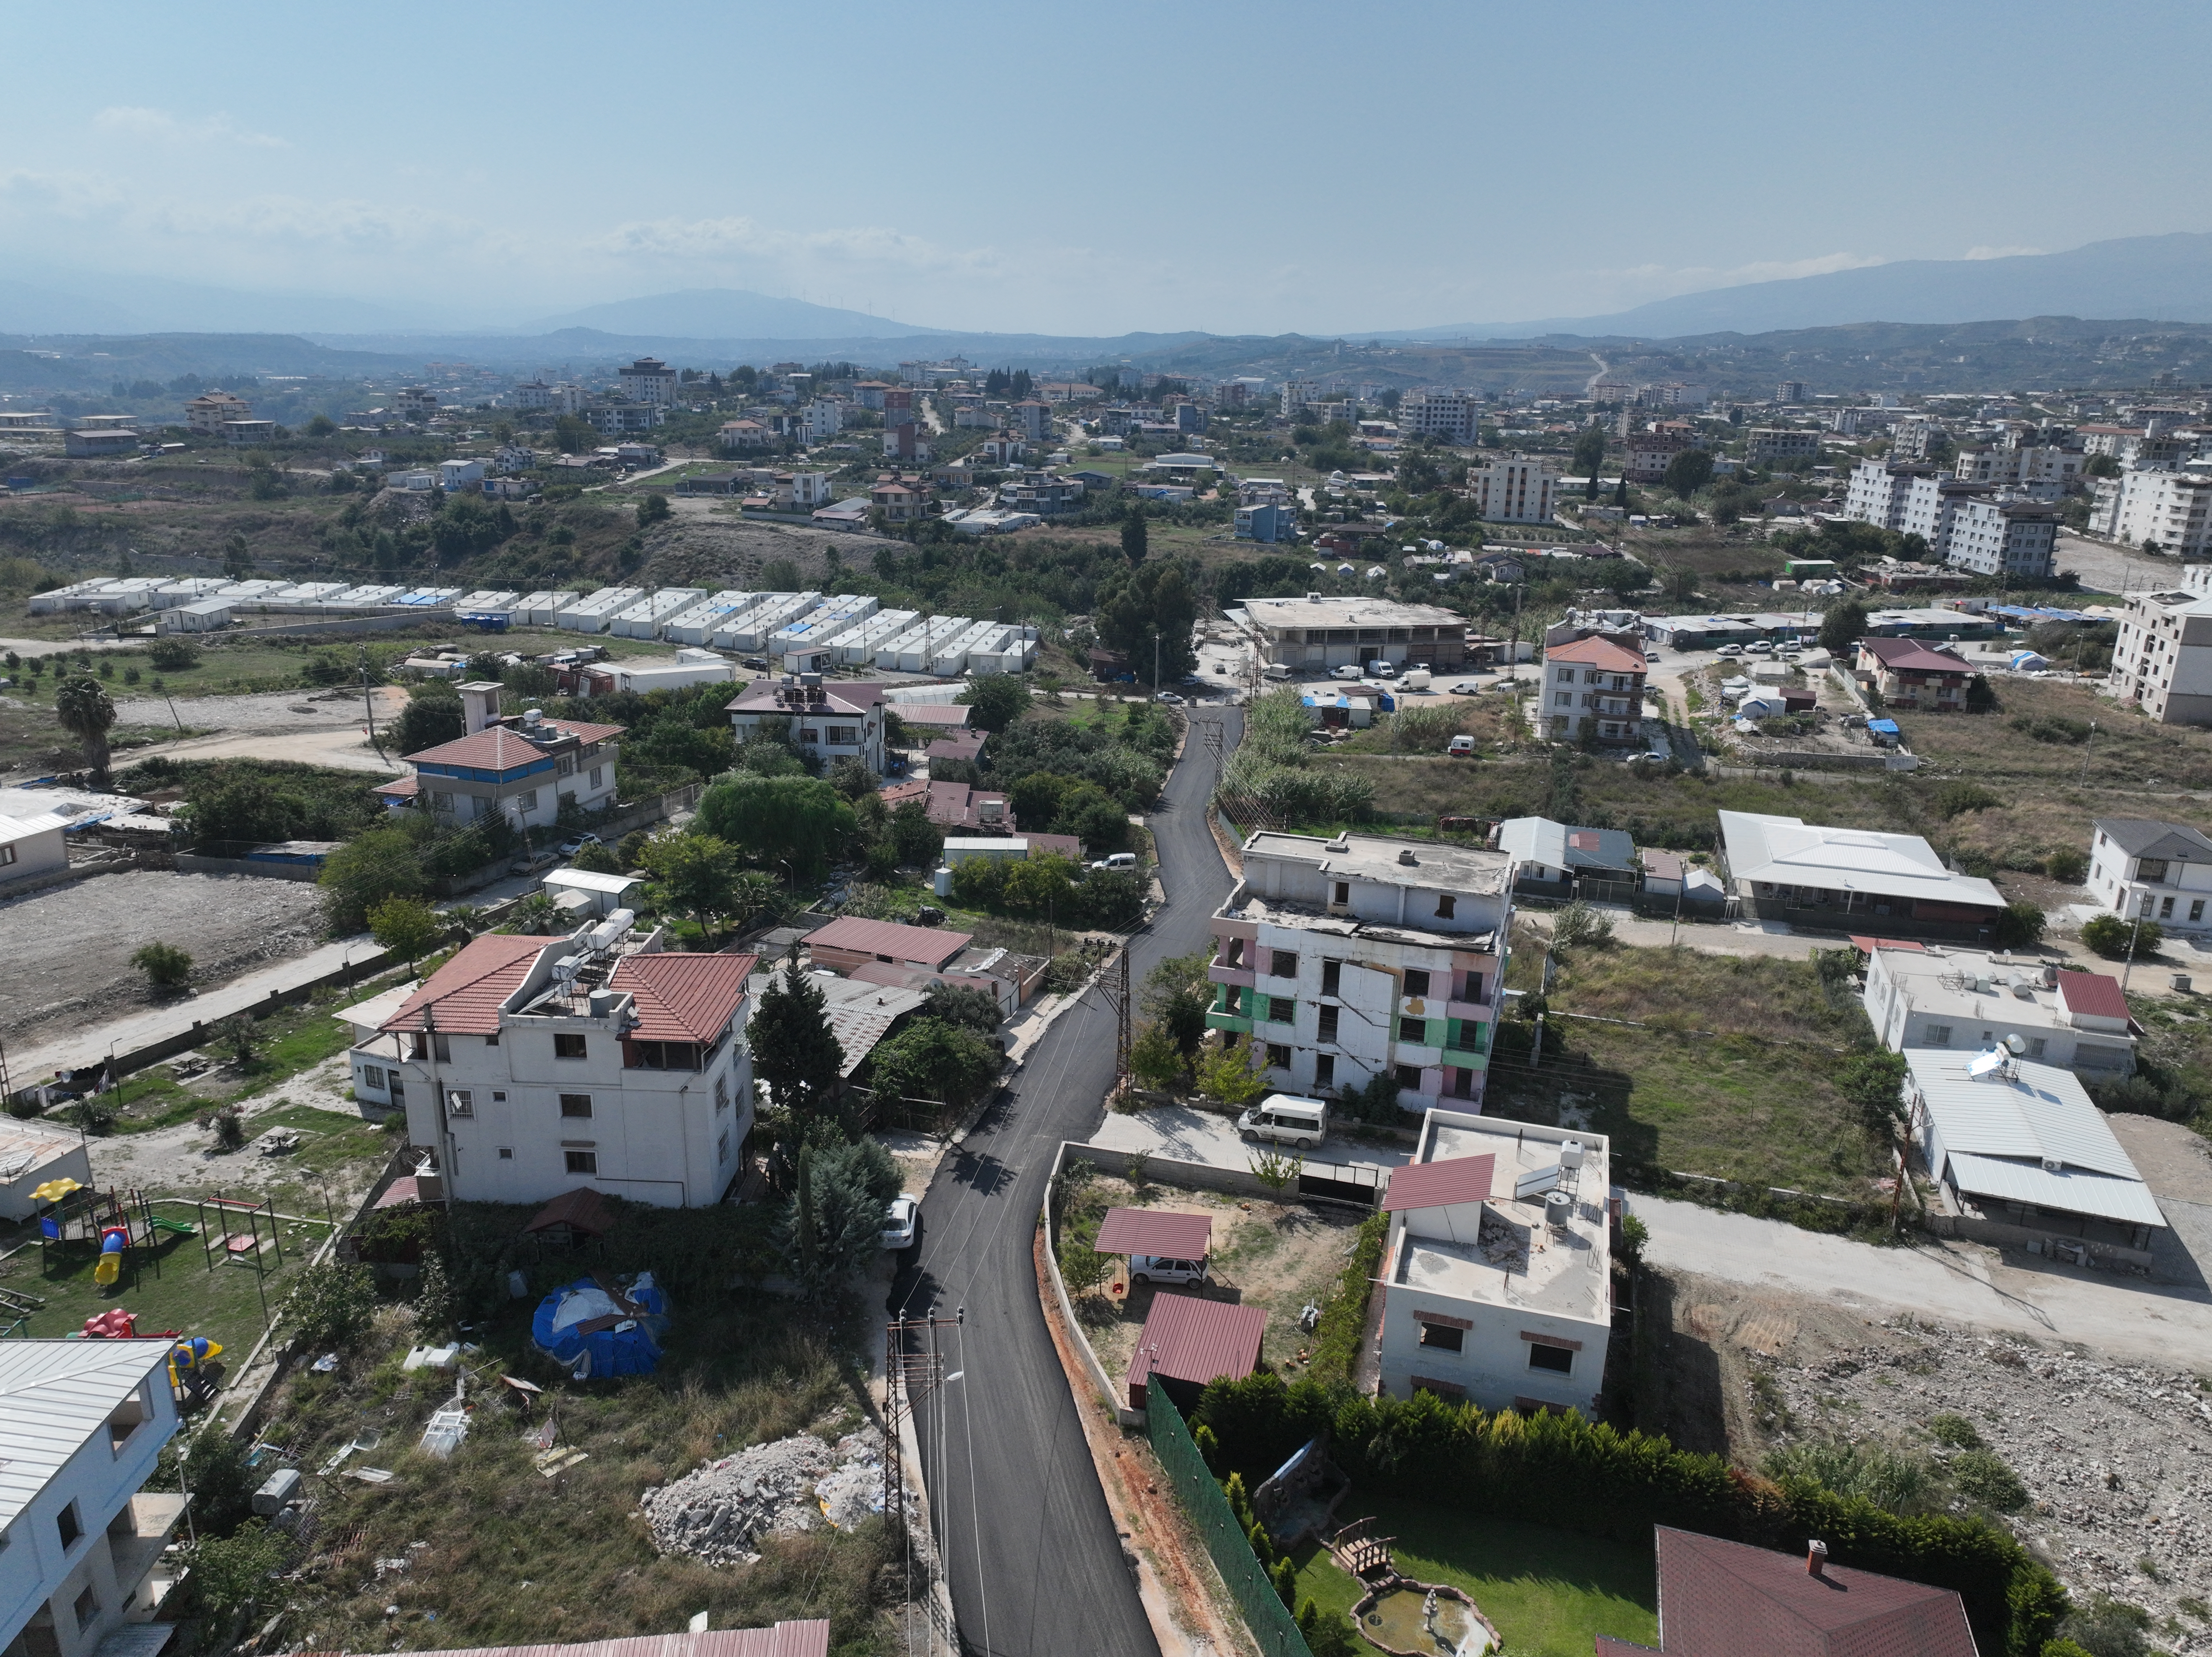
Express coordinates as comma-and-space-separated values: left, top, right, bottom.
640, 1427, 885, 1566
1753, 1320, 2212, 1641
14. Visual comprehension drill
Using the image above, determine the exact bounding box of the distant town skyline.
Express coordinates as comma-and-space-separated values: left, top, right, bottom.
2, 1, 2207, 337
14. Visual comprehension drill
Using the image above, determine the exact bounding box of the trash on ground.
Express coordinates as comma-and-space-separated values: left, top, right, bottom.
640, 1427, 884, 1566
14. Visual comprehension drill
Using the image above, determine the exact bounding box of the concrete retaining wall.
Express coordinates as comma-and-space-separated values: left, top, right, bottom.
1919, 1210, 2154, 1270
1041, 1141, 1145, 1428
175, 854, 323, 882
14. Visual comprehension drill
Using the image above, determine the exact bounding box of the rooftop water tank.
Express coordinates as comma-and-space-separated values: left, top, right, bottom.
1545, 1191, 1574, 1232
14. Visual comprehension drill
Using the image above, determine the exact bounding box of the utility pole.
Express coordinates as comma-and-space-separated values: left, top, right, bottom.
1101, 945, 1133, 1104
361, 648, 387, 764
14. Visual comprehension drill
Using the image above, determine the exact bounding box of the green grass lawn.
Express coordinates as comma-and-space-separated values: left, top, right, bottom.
0, 1208, 323, 1356
1293, 1491, 1657, 1657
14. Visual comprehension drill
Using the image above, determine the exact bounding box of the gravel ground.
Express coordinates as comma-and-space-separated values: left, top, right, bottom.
111, 687, 392, 733
1751, 1315, 2212, 1641
0, 870, 326, 1047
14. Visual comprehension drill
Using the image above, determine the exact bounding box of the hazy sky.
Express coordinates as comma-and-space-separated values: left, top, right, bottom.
5, 0, 2208, 336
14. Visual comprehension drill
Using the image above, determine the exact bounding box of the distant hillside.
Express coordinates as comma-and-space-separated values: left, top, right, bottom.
1373, 232, 2212, 340
512, 288, 949, 341
0, 333, 417, 394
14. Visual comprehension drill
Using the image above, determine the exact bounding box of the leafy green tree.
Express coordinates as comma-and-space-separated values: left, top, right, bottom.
1992, 900, 2046, 950
222, 533, 253, 581
1662, 448, 1715, 495
568, 840, 623, 874
1818, 599, 1869, 655
553, 414, 596, 453
1120, 507, 1149, 567
1095, 559, 1198, 687
1572, 424, 1606, 477
319, 827, 429, 932
923, 981, 1003, 1036
1195, 1038, 1269, 1108
368, 896, 442, 970
2081, 914, 2158, 959
1612, 477, 1629, 509
54, 675, 116, 778
695, 774, 856, 876
636, 492, 671, 528
391, 686, 465, 754
1129, 1023, 1186, 1089
868, 1017, 997, 1110
751, 955, 846, 1115
184, 1522, 289, 1621
1144, 950, 1213, 1061
639, 832, 742, 942
1836, 1050, 1909, 1134
279, 1260, 378, 1348
958, 674, 1031, 733
758, 556, 803, 591
778, 1136, 900, 1294
130, 941, 193, 988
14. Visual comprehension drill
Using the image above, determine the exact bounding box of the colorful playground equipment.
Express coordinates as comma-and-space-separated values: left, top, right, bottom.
93, 1225, 130, 1286
530, 1273, 669, 1379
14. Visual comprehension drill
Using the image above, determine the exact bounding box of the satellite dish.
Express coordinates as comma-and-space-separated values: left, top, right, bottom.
1966, 1048, 2007, 1078
2004, 1033, 2027, 1056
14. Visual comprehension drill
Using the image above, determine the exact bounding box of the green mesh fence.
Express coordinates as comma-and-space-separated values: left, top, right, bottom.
1147, 1389, 1314, 1657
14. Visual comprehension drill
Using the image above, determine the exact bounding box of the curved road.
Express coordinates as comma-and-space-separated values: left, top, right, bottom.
892, 704, 1243, 1657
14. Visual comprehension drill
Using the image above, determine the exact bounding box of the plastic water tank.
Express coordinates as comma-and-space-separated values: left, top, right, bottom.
1545, 1191, 1574, 1231
1560, 1139, 1587, 1170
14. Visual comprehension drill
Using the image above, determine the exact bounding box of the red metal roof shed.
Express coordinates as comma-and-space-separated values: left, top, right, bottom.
2055, 970, 2130, 1022
1126, 1292, 1268, 1410
1094, 1207, 1213, 1260
1381, 1154, 1497, 1213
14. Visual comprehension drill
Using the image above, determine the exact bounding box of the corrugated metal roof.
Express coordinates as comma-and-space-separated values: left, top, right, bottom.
610, 952, 756, 1044
805, 915, 972, 968
1944, 1151, 2165, 1229
382, 934, 551, 1036
0, 1340, 178, 1527
1096, 1207, 1212, 1260
350, 1625, 830, 1657
1907, 1052, 2142, 1180
2056, 971, 2130, 1022
1719, 812, 2004, 910
1126, 1292, 1266, 1394
1382, 1154, 1497, 1213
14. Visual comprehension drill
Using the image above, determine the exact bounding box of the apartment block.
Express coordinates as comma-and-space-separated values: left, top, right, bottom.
1539, 634, 1647, 744
1843, 459, 1936, 532
1205, 831, 1513, 1113
1744, 427, 1822, 466
1396, 389, 1481, 446
1468, 454, 1557, 524
1944, 496, 2058, 578
2111, 577, 2212, 726
351, 929, 756, 1206
2090, 467, 2212, 555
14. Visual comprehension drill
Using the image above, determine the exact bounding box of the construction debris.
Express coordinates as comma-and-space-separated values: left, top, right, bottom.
639, 1427, 885, 1565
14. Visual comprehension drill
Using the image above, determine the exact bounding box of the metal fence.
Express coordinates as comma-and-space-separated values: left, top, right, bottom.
1147, 1390, 1314, 1657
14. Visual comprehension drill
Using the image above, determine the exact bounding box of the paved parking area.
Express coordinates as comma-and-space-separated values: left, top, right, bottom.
1086, 1101, 1409, 1173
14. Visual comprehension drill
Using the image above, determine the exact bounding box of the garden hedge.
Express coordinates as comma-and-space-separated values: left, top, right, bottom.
1196, 1374, 2066, 1657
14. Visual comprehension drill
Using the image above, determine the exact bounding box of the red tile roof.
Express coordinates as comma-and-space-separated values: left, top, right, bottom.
523, 1186, 617, 1237
1859, 638, 1970, 675
1848, 936, 1926, 954
2056, 969, 2129, 1022
374, 773, 420, 799
611, 952, 758, 1044
1544, 635, 1646, 674
1382, 1154, 1497, 1213
403, 720, 624, 769
381, 934, 550, 1036
355, 1624, 830, 1657
1651, 1527, 1978, 1657
1096, 1206, 1213, 1259
1126, 1291, 1267, 1396
806, 915, 973, 969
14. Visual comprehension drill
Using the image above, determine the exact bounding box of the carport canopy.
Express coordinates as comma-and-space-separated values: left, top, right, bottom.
1095, 1206, 1213, 1259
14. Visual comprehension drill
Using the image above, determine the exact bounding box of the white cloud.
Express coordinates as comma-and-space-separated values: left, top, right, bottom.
591, 214, 1002, 277
93, 106, 285, 149
0, 167, 129, 217
1961, 244, 2042, 260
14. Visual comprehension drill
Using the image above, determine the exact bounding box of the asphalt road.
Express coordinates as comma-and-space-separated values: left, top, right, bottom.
892, 705, 1242, 1657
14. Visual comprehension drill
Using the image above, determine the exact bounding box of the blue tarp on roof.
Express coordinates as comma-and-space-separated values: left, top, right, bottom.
1866, 718, 1900, 734
530, 1274, 669, 1378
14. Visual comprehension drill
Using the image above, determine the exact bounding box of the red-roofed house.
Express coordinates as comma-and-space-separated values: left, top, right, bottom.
399, 684, 623, 831
1540, 635, 1647, 745
726, 679, 888, 774
1125, 1292, 1267, 1412
805, 915, 973, 974
1856, 637, 1972, 710
348, 931, 757, 1206
879, 777, 1014, 834
1596, 1526, 1979, 1657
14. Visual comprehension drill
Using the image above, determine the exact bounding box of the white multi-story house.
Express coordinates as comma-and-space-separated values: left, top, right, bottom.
1279, 379, 1321, 419
1205, 831, 1513, 1112
377, 684, 621, 829
724, 675, 889, 774
183, 390, 251, 434
617, 357, 679, 408
2087, 817, 2212, 934
1373, 1110, 1611, 1414
1861, 944, 2135, 1076
1949, 443, 2082, 493
350, 929, 756, 1206
1896, 475, 1989, 557
1396, 390, 1481, 446
0, 1341, 191, 1657
392, 387, 439, 422
1945, 496, 2058, 578
1744, 427, 1823, 466
1468, 454, 1557, 524
1538, 634, 1647, 745
2110, 570, 2212, 725
2090, 467, 2212, 555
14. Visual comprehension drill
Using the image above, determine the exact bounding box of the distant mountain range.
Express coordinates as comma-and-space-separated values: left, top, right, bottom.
1367, 232, 2212, 341
509, 289, 947, 341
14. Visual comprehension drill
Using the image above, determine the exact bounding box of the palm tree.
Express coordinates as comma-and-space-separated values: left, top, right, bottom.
54, 676, 117, 781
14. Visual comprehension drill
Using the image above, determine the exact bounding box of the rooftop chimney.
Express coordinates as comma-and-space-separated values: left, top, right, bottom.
1806, 1540, 1829, 1578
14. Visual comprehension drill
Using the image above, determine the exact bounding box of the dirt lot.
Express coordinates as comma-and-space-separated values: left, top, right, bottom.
1639, 1267, 2212, 1640
0, 870, 327, 1047
1066, 1175, 1367, 1384
643, 510, 875, 589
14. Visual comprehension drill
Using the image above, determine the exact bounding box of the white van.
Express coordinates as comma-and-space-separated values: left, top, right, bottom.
1366, 659, 1397, 678
1090, 852, 1137, 872
1236, 1092, 1329, 1149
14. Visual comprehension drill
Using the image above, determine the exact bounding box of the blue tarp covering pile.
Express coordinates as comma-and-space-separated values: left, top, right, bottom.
530, 1273, 670, 1378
